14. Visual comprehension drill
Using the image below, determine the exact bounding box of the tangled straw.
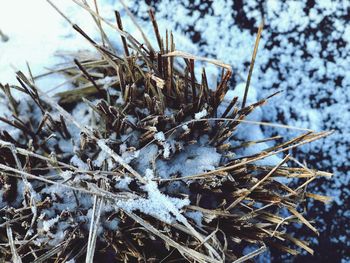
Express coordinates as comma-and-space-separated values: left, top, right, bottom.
0, 1, 333, 262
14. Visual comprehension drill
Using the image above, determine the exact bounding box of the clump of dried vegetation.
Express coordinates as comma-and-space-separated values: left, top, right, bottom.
0, 1, 333, 262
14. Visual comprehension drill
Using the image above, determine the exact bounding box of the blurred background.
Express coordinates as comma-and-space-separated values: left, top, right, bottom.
0, 0, 349, 261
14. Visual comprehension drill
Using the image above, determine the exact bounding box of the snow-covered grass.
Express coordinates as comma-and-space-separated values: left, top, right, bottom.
131, 0, 349, 200
0, 0, 345, 261
129, 1, 349, 260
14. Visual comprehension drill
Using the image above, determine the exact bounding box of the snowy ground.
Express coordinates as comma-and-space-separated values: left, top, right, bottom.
0, 0, 349, 261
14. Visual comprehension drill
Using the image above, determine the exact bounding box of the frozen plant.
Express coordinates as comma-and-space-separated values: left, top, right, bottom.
0, 1, 333, 262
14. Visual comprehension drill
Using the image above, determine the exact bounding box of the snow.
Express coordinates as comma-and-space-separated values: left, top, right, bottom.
60, 171, 74, 180
154, 131, 166, 141
104, 218, 119, 231
194, 108, 208, 120
114, 176, 132, 191
113, 194, 189, 224
156, 139, 222, 178
0, 0, 92, 90
70, 155, 89, 170
121, 148, 140, 164
135, 144, 159, 174
92, 150, 111, 167
113, 169, 190, 224
182, 124, 189, 131
41, 216, 60, 232
186, 211, 203, 227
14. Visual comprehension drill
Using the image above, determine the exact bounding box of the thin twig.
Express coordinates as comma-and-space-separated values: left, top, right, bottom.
241, 21, 264, 109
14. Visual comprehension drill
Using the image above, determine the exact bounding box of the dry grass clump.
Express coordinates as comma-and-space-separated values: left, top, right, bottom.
0, 1, 332, 262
